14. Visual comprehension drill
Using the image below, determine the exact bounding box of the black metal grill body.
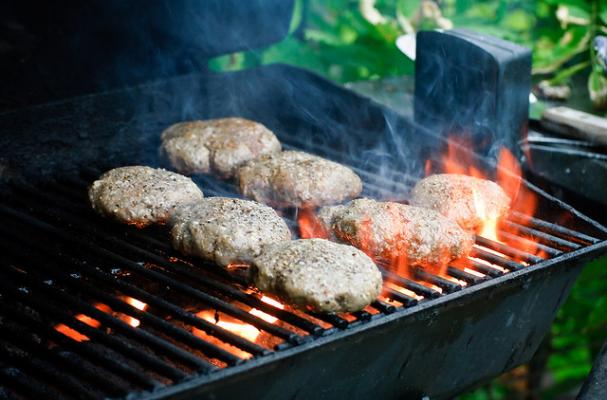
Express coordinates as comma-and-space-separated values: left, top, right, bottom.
153, 252, 599, 400
1, 64, 606, 400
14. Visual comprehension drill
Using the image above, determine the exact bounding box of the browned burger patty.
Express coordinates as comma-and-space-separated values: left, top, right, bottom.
410, 174, 511, 231
169, 197, 291, 267
160, 117, 281, 178
236, 150, 363, 208
318, 198, 473, 273
88, 166, 203, 227
252, 239, 382, 313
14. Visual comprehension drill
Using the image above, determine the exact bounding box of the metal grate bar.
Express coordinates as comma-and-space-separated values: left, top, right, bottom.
0, 338, 101, 400
379, 268, 442, 299
0, 229, 269, 360
470, 247, 525, 271
447, 267, 488, 285
497, 231, 562, 257
502, 220, 581, 251
414, 270, 463, 293
371, 300, 397, 314
5, 190, 323, 338
0, 317, 129, 398
465, 259, 505, 277
0, 268, 173, 387
0, 294, 164, 393
382, 287, 419, 307
351, 310, 373, 322
0, 204, 305, 345
0, 367, 66, 400
510, 211, 601, 245
308, 313, 349, 330
475, 236, 542, 264
0, 243, 221, 371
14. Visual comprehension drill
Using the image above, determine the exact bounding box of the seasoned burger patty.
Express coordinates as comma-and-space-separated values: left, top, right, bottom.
252, 239, 382, 313
237, 150, 363, 208
410, 174, 511, 231
89, 166, 203, 227
160, 117, 281, 178
318, 198, 473, 273
170, 197, 291, 267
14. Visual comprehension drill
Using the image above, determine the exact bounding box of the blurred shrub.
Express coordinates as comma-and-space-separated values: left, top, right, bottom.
211, 0, 607, 108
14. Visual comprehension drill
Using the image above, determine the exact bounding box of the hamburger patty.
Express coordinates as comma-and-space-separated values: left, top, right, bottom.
169, 197, 291, 267
317, 198, 473, 273
410, 174, 511, 231
160, 117, 281, 178
252, 239, 382, 313
237, 150, 362, 208
89, 166, 203, 227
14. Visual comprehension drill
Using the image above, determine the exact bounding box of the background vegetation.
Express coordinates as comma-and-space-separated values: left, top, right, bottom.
212, 0, 607, 111
213, 1, 607, 398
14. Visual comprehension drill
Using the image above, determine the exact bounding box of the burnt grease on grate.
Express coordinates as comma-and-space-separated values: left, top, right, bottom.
0, 166, 600, 400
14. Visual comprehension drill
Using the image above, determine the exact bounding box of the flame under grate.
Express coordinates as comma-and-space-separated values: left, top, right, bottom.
0, 161, 601, 400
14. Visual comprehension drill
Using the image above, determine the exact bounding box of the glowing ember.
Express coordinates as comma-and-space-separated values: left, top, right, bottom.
463, 267, 486, 278
192, 310, 257, 359
444, 276, 468, 287
54, 303, 111, 342
385, 282, 424, 300
196, 310, 260, 343
120, 297, 148, 328
55, 324, 89, 342
249, 296, 285, 324
298, 208, 328, 239
226, 262, 250, 271
429, 284, 443, 294
75, 313, 100, 329
417, 281, 443, 294
469, 256, 508, 273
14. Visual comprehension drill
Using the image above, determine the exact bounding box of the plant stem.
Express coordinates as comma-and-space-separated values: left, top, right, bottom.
590, 0, 599, 72
548, 61, 591, 85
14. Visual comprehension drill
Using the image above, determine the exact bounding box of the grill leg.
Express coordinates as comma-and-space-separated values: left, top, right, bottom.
577, 341, 607, 399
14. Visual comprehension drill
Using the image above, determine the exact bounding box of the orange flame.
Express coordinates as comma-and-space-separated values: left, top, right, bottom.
193, 297, 286, 358
434, 136, 544, 261
196, 310, 261, 343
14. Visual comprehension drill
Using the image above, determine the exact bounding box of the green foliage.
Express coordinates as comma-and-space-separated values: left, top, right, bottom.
210, 0, 607, 108
539, 257, 607, 398
210, 0, 415, 82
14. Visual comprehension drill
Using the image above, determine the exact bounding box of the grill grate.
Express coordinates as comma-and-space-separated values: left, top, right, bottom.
0, 159, 602, 399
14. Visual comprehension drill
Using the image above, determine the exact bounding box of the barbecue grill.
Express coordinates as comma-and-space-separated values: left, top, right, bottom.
1, 2, 607, 399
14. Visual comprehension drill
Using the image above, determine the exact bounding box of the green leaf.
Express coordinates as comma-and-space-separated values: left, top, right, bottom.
463, 3, 498, 19
396, 0, 421, 18
501, 9, 535, 32
561, 5, 591, 23
548, 61, 591, 85
544, 0, 591, 12
588, 70, 607, 109
533, 27, 591, 74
